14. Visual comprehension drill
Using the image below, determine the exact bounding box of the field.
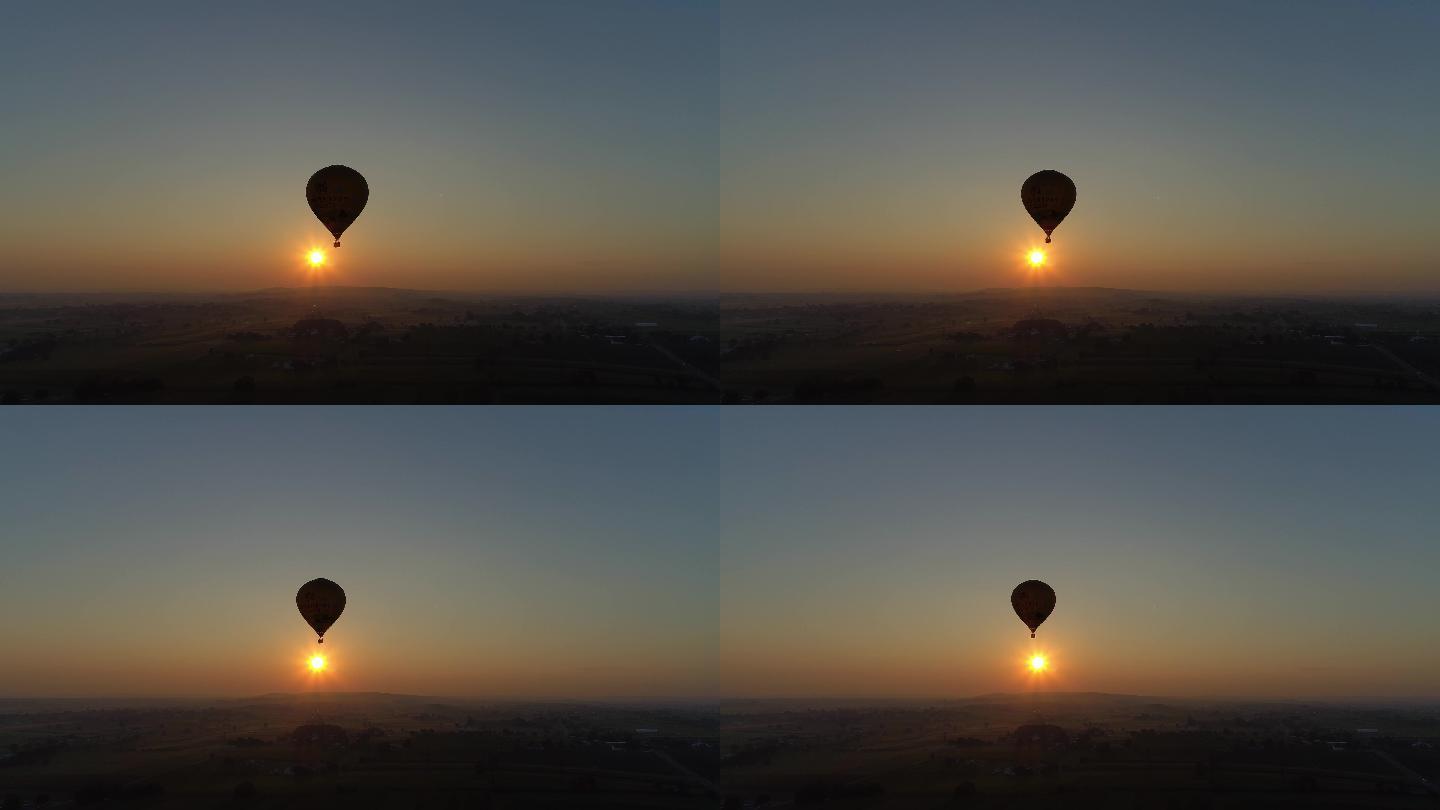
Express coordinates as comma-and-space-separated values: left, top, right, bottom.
13, 286, 1440, 405
0, 289, 719, 404
720, 288, 1440, 404
0, 693, 718, 809
720, 693, 1440, 808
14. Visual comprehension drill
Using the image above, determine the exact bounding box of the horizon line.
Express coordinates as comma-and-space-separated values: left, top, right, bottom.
6, 284, 1440, 300
5, 689, 1437, 706
0, 691, 721, 705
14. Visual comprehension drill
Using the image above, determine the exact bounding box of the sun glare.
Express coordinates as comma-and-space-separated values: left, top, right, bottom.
1029, 654, 1048, 673
1027, 249, 1046, 268
309, 654, 326, 672
307, 249, 327, 268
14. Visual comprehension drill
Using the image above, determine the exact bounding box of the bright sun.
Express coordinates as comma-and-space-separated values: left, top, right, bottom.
309, 654, 326, 672
307, 249, 327, 268
1029, 654, 1048, 673
1027, 249, 1046, 268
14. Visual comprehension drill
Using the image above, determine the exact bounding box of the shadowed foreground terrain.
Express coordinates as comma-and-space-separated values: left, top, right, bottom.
0, 288, 719, 404
721, 693, 1440, 809
0, 693, 718, 809
721, 289, 1440, 404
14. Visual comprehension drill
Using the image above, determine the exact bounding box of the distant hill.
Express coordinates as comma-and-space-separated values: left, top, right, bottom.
0, 285, 719, 309
722, 287, 1440, 306
0, 691, 719, 717
721, 691, 1440, 713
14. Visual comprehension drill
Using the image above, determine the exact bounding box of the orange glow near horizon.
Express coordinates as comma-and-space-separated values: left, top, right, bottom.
1018, 243, 1059, 285
1019, 646, 1058, 690
297, 243, 338, 285
298, 646, 339, 690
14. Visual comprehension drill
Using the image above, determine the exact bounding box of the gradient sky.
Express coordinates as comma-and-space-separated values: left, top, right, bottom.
0, 1, 714, 293
8, 3, 1435, 296
0, 408, 716, 699
720, 408, 1440, 699
6, 407, 1439, 701
720, 1, 1440, 293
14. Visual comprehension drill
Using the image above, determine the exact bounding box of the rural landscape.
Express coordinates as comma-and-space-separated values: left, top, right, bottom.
720, 288, 1440, 404
15, 285, 1440, 406
0, 289, 719, 404
0, 693, 718, 809
721, 693, 1440, 808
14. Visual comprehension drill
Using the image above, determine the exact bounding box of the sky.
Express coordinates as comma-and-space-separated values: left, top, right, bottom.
7, 3, 1436, 297
5, 407, 1440, 702
0, 408, 717, 699
719, 0, 1440, 293
0, 1, 715, 293
719, 407, 1440, 700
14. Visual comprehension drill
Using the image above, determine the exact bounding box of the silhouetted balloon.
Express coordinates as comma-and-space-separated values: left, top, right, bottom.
1011, 580, 1055, 638
296, 578, 346, 644
1020, 170, 1075, 244
305, 165, 368, 247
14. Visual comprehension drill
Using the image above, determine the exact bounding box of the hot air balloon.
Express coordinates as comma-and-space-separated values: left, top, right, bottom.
1020, 170, 1075, 244
1011, 579, 1055, 638
296, 578, 346, 644
305, 165, 368, 247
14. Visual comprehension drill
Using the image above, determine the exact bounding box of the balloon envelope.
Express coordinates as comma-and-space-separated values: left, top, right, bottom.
1011, 579, 1056, 638
296, 578, 346, 643
305, 165, 368, 247
1020, 170, 1076, 243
